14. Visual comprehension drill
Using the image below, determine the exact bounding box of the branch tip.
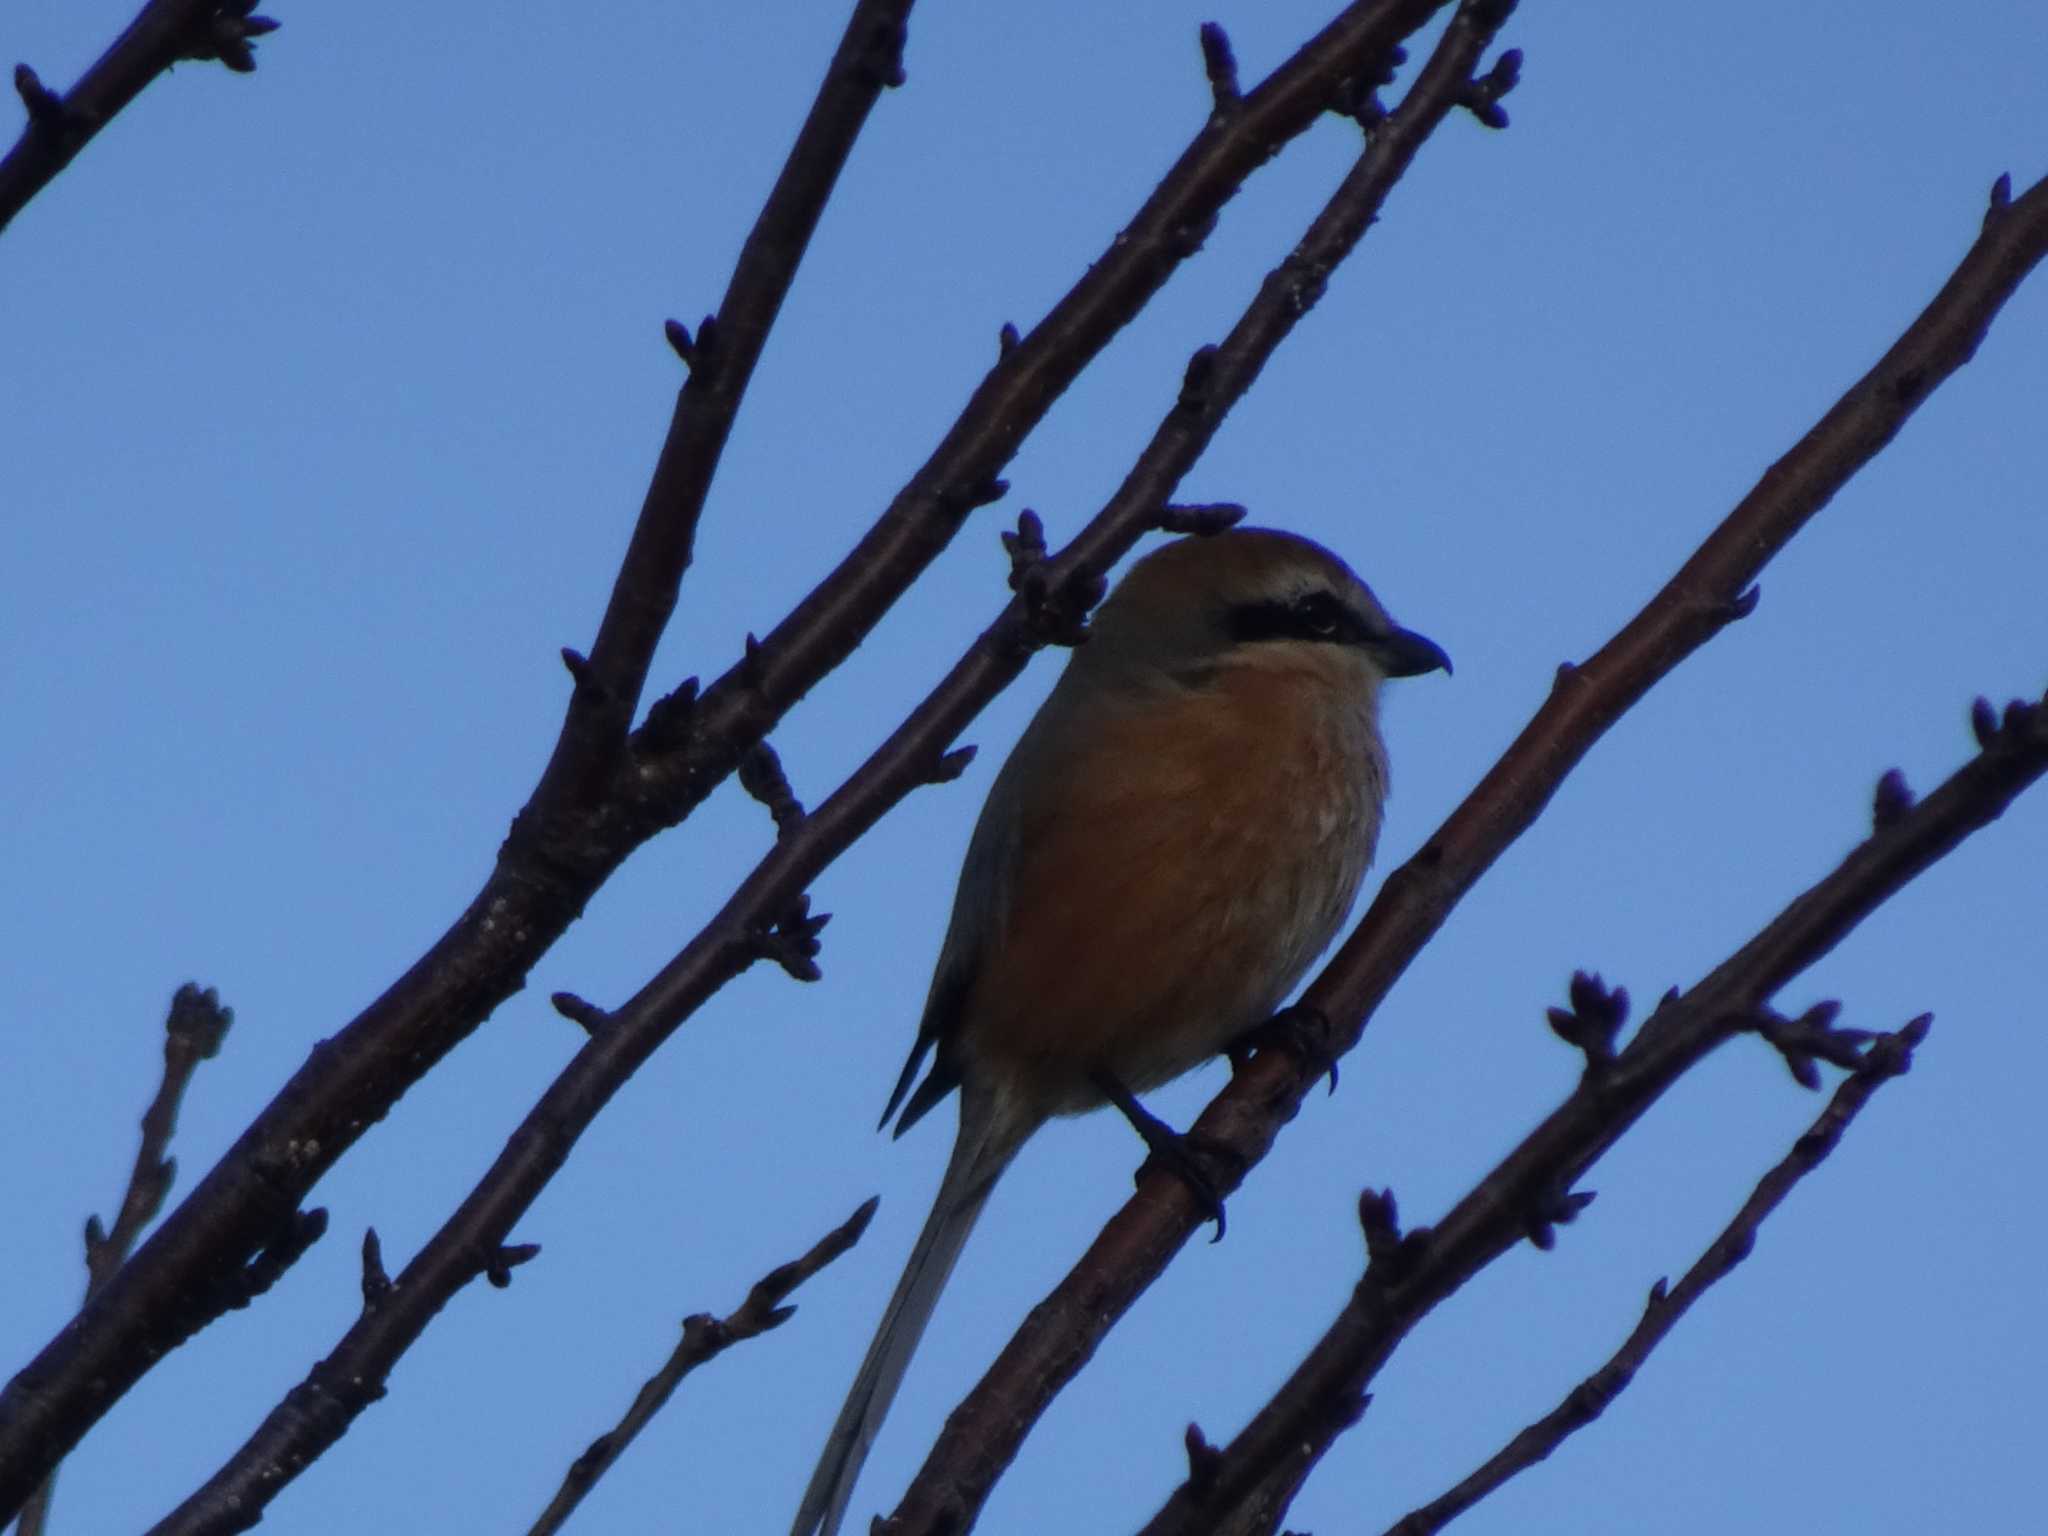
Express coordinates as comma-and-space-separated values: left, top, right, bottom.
1178, 344, 1220, 410
997, 321, 1020, 356
1526, 1188, 1593, 1251
1357, 1186, 1407, 1273
1860, 1012, 1933, 1081
930, 744, 977, 784
663, 318, 695, 364
551, 991, 611, 1034
749, 894, 830, 982
166, 982, 233, 1058
1546, 970, 1627, 1070
842, 1193, 882, 1242
182, 2, 282, 73
559, 646, 599, 692
1986, 171, 2013, 229
1001, 508, 1048, 587
739, 740, 806, 838
484, 1242, 542, 1289
1158, 502, 1247, 536
738, 1193, 880, 1333
1184, 1422, 1224, 1500
1199, 22, 1241, 114
1458, 45, 1522, 131
1872, 767, 1915, 828
1970, 695, 1999, 748
14, 64, 67, 126
360, 1229, 391, 1308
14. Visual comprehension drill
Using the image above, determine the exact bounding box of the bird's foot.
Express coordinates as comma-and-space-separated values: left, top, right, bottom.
1227, 1003, 1340, 1093
1091, 1071, 1241, 1242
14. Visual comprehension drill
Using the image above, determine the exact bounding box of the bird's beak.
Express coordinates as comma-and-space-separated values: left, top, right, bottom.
1374, 624, 1452, 678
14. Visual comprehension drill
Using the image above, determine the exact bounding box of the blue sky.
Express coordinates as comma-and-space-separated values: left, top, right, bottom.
3, 3, 2044, 1533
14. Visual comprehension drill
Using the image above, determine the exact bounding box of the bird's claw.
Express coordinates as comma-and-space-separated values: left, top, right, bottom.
1228, 1003, 1340, 1093
1138, 1130, 1241, 1242
1093, 1071, 1239, 1241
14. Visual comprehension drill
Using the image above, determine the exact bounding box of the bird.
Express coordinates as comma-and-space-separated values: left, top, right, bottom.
790, 525, 1449, 1536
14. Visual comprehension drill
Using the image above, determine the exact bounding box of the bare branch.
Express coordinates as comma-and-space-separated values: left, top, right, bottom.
0, 1, 910, 1508
13, 985, 231, 1536
1134, 693, 2048, 1533
0, 3, 1473, 1514
1379, 1016, 1931, 1536
881, 164, 2048, 1536
530, 0, 913, 807
525, 1199, 879, 1536
111, 5, 1497, 1523
1, 1, 281, 236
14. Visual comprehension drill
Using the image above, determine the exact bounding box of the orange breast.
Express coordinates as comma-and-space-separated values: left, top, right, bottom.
957, 656, 1383, 1117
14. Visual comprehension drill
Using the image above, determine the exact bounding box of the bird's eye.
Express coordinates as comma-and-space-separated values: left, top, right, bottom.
1295, 591, 1344, 637
1224, 591, 1360, 646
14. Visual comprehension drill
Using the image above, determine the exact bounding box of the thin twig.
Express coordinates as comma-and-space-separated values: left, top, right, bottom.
526, 1198, 878, 1536
92, 986, 234, 1288
0, 0, 280, 235
884, 167, 2048, 1536
13, 986, 231, 1536
1135, 693, 2048, 1534
1379, 1016, 1930, 1536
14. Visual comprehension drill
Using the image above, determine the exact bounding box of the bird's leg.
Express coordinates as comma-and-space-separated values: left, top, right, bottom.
1090, 1071, 1239, 1242
1226, 1002, 1340, 1093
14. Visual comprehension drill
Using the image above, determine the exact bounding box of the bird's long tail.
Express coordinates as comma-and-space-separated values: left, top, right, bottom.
790, 1100, 1025, 1536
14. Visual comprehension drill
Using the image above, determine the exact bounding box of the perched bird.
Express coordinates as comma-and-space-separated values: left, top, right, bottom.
791, 526, 1449, 1536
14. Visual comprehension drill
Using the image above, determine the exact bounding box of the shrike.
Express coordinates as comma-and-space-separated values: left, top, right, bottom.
792, 525, 1450, 1536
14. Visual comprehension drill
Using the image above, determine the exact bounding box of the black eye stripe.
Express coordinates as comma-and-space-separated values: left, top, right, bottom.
1226, 592, 1372, 646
